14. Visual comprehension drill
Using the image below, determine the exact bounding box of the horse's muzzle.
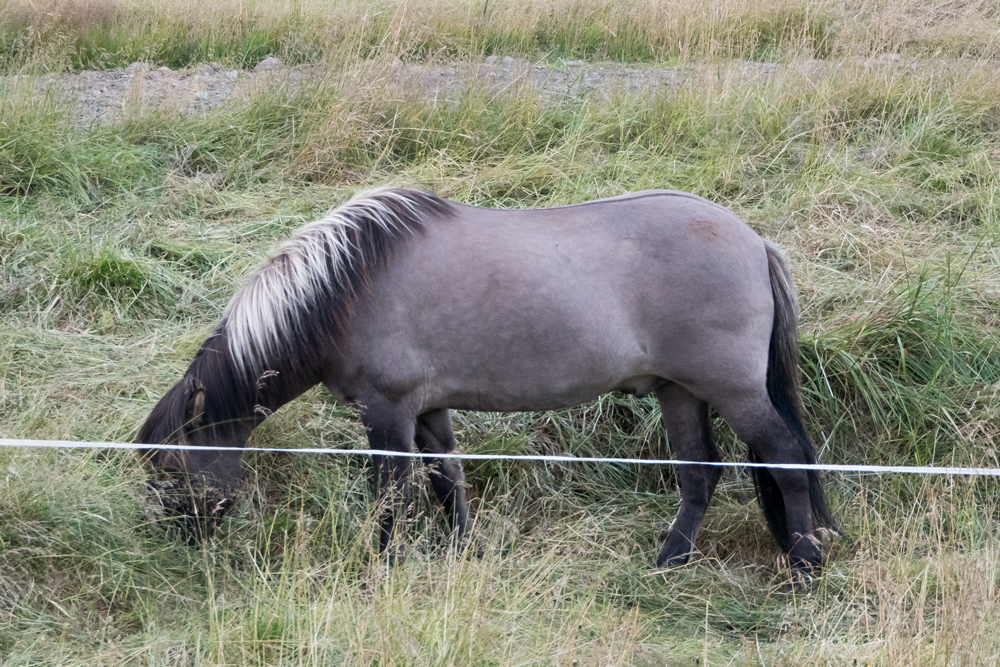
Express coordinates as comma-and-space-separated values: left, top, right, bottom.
146, 474, 237, 545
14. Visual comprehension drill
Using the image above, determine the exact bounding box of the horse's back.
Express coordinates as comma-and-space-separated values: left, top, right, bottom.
337, 191, 775, 411
419, 189, 768, 311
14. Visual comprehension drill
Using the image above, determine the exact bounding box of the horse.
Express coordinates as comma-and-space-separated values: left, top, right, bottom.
137, 187, 836, 579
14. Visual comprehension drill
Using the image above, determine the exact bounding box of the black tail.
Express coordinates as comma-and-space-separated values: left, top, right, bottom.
753, 243, 837, 551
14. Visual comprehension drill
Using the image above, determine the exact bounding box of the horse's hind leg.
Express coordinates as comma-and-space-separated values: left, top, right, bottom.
655, 383, 722, 568
715, 393, 821, 575
414, 409, 471, 545
359, 392, 417, 564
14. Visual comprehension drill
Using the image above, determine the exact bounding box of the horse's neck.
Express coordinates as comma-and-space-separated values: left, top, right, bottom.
197, 328, 322, 432
236, 363, 319, 427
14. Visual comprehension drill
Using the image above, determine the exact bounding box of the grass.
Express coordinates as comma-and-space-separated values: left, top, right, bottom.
1, 0, 999, 74
2, 6, 1000, 665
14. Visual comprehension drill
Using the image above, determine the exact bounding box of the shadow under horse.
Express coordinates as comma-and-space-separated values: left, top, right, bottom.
137, 188, 836, 582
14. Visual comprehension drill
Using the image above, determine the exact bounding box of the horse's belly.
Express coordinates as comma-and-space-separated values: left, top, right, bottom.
430, 384, 614, 413
422, 356, 659, 412
438, 377, 662, 412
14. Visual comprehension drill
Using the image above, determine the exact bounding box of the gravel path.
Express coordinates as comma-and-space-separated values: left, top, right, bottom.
3, 54, 943, 128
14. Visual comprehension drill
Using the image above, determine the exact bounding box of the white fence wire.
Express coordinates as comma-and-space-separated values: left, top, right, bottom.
2, 438, 999, 476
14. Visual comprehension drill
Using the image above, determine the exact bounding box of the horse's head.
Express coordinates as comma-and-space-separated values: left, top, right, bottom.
137, 373, 245, 543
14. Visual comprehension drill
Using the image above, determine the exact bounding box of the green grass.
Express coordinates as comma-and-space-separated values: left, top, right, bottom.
2, 35, 1000, 667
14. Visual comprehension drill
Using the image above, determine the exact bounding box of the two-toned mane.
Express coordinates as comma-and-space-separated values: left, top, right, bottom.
140, 188, 450, 447
139, 187, 836, 585
138, 189, 452, 513
224, 188, 453, 381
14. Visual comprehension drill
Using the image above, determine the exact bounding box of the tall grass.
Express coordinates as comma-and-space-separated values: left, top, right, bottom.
1, 0, 999, 74
1, 41, 1000, 667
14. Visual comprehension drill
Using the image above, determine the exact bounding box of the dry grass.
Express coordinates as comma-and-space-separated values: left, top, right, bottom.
1, 0, 998, 73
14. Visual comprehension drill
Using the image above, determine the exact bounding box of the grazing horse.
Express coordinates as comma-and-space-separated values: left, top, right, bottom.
138, 188, 836, 577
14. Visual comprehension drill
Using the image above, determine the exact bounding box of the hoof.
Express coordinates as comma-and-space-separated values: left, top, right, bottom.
655, 550, 692, 569
381, 541, 407, 567
454, 532, 485, 559
783, 556, 819, 593
783, 569, 813, 593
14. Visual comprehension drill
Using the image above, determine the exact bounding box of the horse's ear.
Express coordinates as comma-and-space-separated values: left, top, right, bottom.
184, 378, 206, 429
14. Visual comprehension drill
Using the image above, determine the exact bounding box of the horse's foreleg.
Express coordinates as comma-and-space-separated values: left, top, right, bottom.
654, 383, 721, 568
415, 409, 471, 547
360, 394, 417, 564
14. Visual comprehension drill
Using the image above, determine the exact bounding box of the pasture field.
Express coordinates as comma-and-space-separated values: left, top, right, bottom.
2, 0, 1000, 664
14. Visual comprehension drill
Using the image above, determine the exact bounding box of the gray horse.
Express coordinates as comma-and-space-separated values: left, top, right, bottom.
138, 188, 835, 578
